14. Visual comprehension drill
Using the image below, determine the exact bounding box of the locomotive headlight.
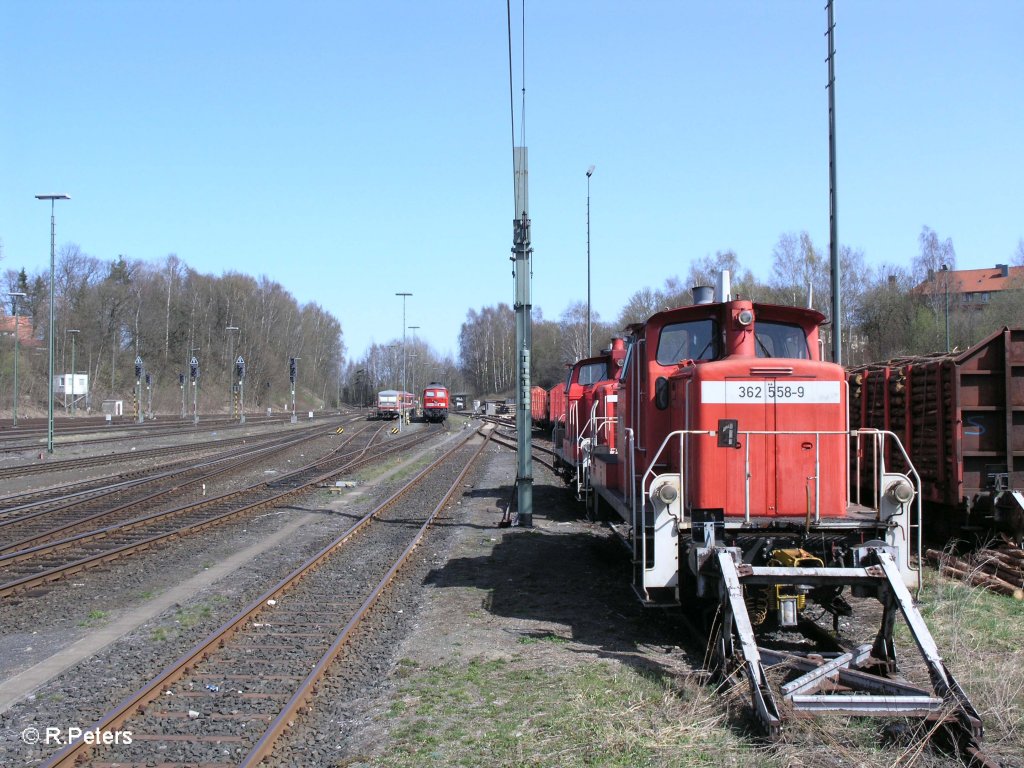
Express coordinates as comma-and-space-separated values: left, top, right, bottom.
737, 309, 754, 327
657, 483, 678, 505
885, 477, 915, 505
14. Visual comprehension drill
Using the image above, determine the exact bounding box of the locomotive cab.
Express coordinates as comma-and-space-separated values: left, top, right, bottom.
593, 289, 920, 605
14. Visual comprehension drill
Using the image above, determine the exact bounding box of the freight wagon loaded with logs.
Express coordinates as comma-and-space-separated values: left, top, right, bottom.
848, 326, 1024, 544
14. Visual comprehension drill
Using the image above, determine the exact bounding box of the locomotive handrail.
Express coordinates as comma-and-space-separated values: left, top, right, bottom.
639, 427, 922, 588
642, 428, 867, 532
851, 427, 924, 593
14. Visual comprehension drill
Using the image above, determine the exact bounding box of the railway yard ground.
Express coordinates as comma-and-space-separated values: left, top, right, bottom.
0, 414, 1022, 767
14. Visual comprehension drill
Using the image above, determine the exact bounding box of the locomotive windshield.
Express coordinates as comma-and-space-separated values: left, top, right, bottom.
578, 361, 608, 385
754, 320, 809, 359
656, 319, 718, 364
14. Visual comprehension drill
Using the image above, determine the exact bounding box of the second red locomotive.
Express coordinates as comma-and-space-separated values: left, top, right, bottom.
421, 383, 449, 423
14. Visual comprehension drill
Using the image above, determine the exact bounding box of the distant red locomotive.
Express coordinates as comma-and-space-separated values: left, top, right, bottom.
551, 276, 981, 737
421, 383, 449, 423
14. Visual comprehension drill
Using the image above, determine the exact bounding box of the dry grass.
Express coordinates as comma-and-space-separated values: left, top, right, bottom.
908, 557, 1024, 762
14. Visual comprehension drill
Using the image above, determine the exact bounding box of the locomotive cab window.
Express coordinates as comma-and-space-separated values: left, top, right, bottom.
578, 361, 608, 386
656, 319, 718, 365
753, 320, 809, 359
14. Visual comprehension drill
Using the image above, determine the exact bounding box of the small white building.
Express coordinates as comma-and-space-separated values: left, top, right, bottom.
54, 373, 89, 411
53, 373, 89, 397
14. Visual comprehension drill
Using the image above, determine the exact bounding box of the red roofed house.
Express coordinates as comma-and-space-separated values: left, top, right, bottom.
917, 263, 1024, 307
0, 313, 37, 345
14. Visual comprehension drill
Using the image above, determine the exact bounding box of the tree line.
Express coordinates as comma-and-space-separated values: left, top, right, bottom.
1, 248, 345, 416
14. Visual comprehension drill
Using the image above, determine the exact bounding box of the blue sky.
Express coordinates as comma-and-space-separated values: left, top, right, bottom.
2, 2, 1021, 361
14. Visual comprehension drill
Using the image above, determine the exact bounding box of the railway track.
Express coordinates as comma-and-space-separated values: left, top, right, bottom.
0, 425, 335, 554
39, 426, 489, 767
0, 423, 441, 599
490, 431, 558, 472
0, 420, 342, 516
0, 416, 350, 482
0, 413, 301, 455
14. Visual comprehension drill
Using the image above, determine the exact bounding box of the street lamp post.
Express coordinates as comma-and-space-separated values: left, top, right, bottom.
586, 165, 595, 357
408, 325, 420, 400
940, 264, 950, 353
396, 292, 412, 431
7, 292, 26, 430
36, 193, 70, 454
226, 325, 239, 417
67, 329, 80, 416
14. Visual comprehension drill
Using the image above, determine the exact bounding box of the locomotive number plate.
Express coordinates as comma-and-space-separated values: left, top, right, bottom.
701, 380, 840, 404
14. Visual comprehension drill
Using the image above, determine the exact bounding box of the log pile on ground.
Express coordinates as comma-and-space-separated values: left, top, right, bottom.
925, 547, 1024, 600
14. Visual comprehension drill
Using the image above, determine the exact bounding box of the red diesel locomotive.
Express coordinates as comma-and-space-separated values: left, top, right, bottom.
553, 337, 627, 496
552, 277, 982, 738
422, 383, 450, 423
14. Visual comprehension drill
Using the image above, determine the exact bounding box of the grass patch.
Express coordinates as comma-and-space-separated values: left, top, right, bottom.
517, 632, 569, 646
175, 602, 214, 629
371, 657, 760, 767
78, 609, 108, 626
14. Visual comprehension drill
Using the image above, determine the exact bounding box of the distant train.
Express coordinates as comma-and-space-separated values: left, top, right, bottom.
375, 390, 414, 420
422, 383, 449, 423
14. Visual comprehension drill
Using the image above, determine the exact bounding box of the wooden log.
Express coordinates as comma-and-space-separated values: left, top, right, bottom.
976, 548, 1024, 571
939, 564, 1024, 599
927, 550, 1024, 598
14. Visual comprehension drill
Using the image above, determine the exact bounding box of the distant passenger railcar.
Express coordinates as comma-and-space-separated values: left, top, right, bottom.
422, 383, 449, 423
375, 390, 401, 420
376, 390, 415, 420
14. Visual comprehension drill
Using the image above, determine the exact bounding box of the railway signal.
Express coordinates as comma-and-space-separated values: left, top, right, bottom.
134, 356, 145, 424
236, 355, 246, 423
190, 355, 200, 426
289, 356, 300, 424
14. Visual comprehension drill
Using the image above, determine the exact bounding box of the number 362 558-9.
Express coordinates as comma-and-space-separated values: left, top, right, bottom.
701, 381, 841, 404
736, 384, 805, 399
